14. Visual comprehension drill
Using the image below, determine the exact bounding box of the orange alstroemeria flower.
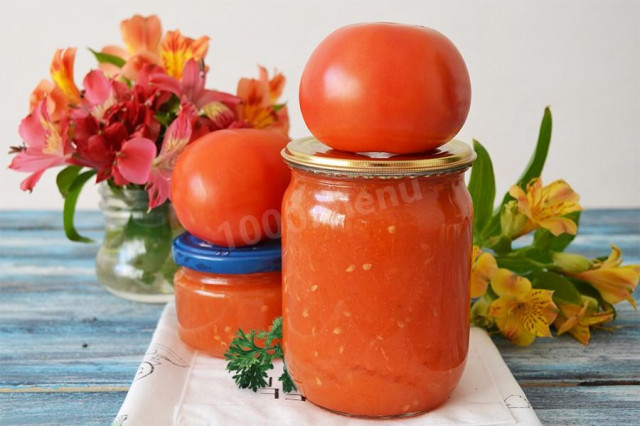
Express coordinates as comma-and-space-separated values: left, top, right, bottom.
508, 178, 582, 237
50, 48, 80, 104
489, 268, 558, 346
100, 15, 162, 81
121, 14, 162, 55
554, 296, 614, 345
160, 30, 209, 79
29, 80, 67, 122
262, 66, 285, 103
567, 245, 640, 308
121, 51, 162, 82
471, 245, 498, 298
237, 66, 289, 137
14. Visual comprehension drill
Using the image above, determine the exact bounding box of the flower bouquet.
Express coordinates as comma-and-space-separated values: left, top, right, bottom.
8, 15, 289, 301
468, 108, 639, 345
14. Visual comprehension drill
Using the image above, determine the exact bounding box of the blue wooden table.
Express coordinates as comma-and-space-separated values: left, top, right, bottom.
0, 210, 638, 425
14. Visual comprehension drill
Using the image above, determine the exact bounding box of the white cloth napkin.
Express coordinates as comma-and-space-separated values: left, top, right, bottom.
114, 303, 540, 426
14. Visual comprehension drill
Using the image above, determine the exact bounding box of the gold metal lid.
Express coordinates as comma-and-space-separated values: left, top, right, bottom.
282, 137, 476, 177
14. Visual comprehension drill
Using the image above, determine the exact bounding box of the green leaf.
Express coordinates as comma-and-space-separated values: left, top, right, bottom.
467, 140, 496, 241
511, 246, 553, 264
155, 111, 173, 128
495, 256, 543, 275
225, 317, 297, 392
88, 48, 126, 67
103, 204, 174, 284
272, 102, 287, 112
514, 106, 553, 188
264, 316, 283, 348
531, 270, 582, 305
155, 94, 181, 128
63, 170, 97, 243
158, 259, 180, 286
481, 107, 554, 240
533, 211, 582, 253
120, 75, 133, 88
495, 246, 552, 275
225, 328, 272, 391
491, 235, 513, 255
572, 279, 606, 305
56, 165, 82, 198
280, 363, 297, 393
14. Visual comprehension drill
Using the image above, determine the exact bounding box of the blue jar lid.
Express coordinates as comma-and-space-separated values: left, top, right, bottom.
172, 232, 282, 274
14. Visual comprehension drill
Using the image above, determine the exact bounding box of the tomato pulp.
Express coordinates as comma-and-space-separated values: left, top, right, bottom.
281, 138, 474, 417
175, 268, 282, 357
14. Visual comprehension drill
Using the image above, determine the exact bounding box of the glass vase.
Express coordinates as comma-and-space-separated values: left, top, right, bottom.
95, 183, 182, 303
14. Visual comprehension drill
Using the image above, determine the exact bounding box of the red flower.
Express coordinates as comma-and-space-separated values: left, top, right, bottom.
69, 68, 171, 184
72, 120, 125, 182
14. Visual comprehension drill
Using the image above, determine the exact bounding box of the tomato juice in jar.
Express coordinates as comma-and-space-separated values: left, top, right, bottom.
172, 233, 282, 357
281, 138, 476, 417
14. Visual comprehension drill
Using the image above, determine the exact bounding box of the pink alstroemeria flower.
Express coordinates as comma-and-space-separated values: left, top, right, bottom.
150, 59, 239, 109
81, 70, 128, 120
115, 137, 157, 185
83, 70, 112, 106
146, 105, 194, 208
9, 100, 71, 191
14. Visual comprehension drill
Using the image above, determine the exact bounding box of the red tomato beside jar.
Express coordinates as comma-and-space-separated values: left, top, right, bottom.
171, 129, 290, 248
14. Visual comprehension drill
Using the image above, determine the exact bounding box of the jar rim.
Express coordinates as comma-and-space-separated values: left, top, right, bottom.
282, 137, 476, 177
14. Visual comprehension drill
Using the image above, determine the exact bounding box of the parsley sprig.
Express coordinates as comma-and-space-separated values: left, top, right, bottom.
224, 317, 297, 392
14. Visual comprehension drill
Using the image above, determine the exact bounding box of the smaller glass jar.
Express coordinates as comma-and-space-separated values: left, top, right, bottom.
172, 233, 282, 357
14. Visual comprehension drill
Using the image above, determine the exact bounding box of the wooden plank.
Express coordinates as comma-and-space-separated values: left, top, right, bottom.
0, 391, 127, 425
525, 385, 640, 425
0, 210, 104, 230
0, 276, 163, 388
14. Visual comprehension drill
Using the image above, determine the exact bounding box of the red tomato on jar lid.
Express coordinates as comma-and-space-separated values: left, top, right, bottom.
299, 23, 471, 154
171, 129, 290, 247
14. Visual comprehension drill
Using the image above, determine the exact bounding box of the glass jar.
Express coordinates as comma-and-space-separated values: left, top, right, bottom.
96, 183, 182, 303
172, 232, 282, 357
281, 137, 476, 418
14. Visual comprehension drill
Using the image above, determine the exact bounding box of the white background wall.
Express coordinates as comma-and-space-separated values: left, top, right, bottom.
0, 0, 638, 210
